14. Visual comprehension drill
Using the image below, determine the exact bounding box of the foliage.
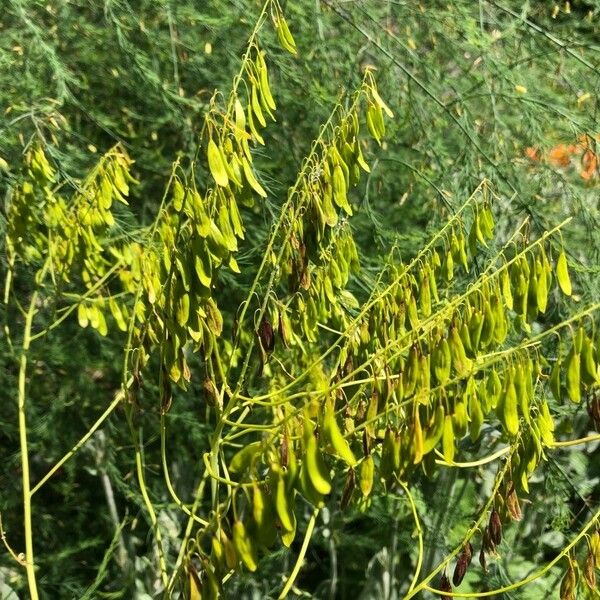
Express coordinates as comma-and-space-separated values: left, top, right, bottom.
1, 1, 599, 599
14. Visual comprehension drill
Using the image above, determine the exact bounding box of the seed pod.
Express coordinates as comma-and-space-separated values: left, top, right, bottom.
583, 548, 596, 590
514, 361, 530, 424
497, 370, 519, 437
506, 484, 522, 521
423, 404, 445, 454
366, 103, 382, 145
250, 82, 267, 127
340, 468, 356, 509
452, 542, 473, 586
469, 384, 484, 442
535, 256, 548, 313
369, 85, 394, 118
242, 156, 267, 198
322, 397, 357, 467
581, 335, 598, 385
256, 51, 276, 112
258, 317, 275, 353
232, 520, 258, 572
559, 557, 577, 600
484, 368, 502, 412
479, 299, 496, 349
433, 338, 452, 385
302, 417, 332, 496
219, 529, 238, 571
412, 410, 425, 464
252, 481, 278, 548
452, 399, 469, 439
275, 14, 297, 55
207, 138, 229, 187
556, 250, 572, 296
188, 565, 202, 600
234, 98, 246, 135
550, 358, 562, 403
565, 345, 581, 403
537, 399, 555, 445
439, 573, 453, 600
588, 393, 600, 431
468, 310, 484, 353
449, 325, 473, 376
442, 415, 455, 463
359, 455, 374, 497
380, 428, 400, 487
488, 509, 502, 546
229, 441, 262, 474
591, 529, 600, 568
501, 267, 513, 310
333, 164, 352, 215
271, 464, 296, 536
202, 377, 219, 408
246, 99, 265, 145
442, 250, 454, 282
479, 545, 488, 573
419, 272, 431, 318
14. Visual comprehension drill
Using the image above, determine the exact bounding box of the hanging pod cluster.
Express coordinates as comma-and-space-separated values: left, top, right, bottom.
288, 202, 579, 493
109, 36, 290, 384
550, 324, 600, 406
270, 78, 391, 347
6, 144, 136, 339
218, 395, 361, 571
7, 144, 134, 282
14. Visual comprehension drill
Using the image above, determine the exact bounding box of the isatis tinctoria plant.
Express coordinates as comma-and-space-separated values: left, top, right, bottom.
2, 1, 599, 598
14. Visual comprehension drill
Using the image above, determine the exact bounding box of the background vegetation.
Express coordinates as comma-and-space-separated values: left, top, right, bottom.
1, 1, 599, 598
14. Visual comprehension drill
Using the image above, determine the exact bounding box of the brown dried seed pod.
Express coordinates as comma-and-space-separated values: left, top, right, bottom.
559, 558, 577, 600
439, 573, 453, 600
479, 545, 488, 573
160, 375, 172, 413
202, 377, 218, 407
453, 542, 474, 586
464, 541, 474, 565
488, 509, 502, 546
453, 555, 468, 587
258, 317, 275, 353
587, 392, 600, 431
340, 468, 356, 510
584, 550, 596, 590
482, 528, 495, 553
280, 434, 289, 468
506, 484, 522, 521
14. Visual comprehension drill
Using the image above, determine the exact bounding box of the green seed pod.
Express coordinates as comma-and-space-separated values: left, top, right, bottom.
359, 455, 374, 497
442, 415, 455, 463
565, 345, 581, 403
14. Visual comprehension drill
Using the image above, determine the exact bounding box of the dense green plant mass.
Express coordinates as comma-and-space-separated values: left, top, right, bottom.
1, 1, 599, 599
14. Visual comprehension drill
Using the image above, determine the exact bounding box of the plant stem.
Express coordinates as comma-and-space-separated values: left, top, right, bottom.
18, 291, 39, 600
278, 508, 319, 599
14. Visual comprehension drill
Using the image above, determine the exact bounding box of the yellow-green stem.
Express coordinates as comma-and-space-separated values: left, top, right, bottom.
278, 508, 319, 599
398, 480, 424, 594
18, 291, 39, 600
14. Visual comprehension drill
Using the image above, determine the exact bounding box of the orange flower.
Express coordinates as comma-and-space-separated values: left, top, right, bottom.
581, 149, 598, 180
525, 147, 539, 161
548, 144, 571, 167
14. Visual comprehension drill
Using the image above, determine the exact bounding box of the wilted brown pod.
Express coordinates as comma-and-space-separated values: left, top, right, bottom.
258, 317, 275, 352
453, 542, 473, 586
340, 468, 356, 510
439, 573, 453, 600
488, 509, 502, 546
587, 392, 600, 431
505, 485, 522, 521
479, 545, 488, 573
